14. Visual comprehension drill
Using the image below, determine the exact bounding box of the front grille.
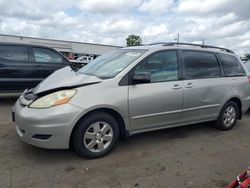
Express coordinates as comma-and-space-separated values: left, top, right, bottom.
19, 96, 30, 106
19, 89, 37, 106
24, 89, 37, 101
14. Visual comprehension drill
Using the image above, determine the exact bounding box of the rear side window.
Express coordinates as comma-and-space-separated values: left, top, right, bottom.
33, 48, 62, 64
0, 45, 28, 62
182, 50, 220, 79
218, 53, 245, 76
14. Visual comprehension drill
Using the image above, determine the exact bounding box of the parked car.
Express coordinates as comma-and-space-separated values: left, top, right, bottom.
12, 42, 250, 159
69, 56, 94, 69
76, 55, 94, 63
69, 59, 88, 69
0, 43, 71, 92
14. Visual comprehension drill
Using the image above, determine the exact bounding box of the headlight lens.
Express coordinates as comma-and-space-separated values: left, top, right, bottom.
29, 89, 77, 109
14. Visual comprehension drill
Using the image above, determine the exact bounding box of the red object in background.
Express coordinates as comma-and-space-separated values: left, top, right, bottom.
68, 52, 75, 60
247, 75, 250, 82
228, 166, 250, 188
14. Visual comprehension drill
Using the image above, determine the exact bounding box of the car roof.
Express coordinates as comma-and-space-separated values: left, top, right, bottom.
0, 42, 56, 50
122, 42, 235, 56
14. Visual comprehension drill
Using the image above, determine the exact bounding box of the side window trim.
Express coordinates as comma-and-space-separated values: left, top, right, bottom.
181, 49, 222, 80
214, 52, 225, 77
60, 51, 70, 65
28, 46, 35, 64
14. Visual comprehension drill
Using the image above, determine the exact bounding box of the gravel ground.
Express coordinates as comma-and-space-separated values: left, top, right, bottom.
0, 95, 250, 188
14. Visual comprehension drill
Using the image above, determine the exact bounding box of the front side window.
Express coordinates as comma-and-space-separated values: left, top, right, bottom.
218, 53, 245, 76
33, 48, 62, 64
134, 51, 178, 83
79, 49, 147, 79
183, 51, 221, 79
0, 45, 28, 62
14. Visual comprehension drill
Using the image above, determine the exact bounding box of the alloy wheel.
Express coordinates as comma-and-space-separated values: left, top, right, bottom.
223, 105, 236, 127
83, 122, 113, 153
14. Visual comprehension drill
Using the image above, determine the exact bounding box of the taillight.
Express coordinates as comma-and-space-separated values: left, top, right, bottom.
248, 76, 250, 82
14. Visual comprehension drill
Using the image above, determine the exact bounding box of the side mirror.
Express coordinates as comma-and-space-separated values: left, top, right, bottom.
133, 72, 151, 84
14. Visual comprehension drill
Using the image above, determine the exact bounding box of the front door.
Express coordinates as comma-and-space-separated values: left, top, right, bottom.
128, 50, 184, 133
32, 47, 68, 83
0, 45, 34, 92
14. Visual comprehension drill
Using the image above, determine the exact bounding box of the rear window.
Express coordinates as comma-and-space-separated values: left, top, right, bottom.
218, 53, 245, 76
0, 45, 28, 62
182, 50, 221, 79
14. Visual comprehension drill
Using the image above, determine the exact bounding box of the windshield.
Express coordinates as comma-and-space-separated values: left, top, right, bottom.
78, 49, 147, 79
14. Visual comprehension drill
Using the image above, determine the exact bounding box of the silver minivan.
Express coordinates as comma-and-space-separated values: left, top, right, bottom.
13, 43, 250, 158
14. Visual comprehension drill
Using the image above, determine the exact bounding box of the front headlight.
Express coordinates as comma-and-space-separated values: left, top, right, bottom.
29, 89, 77, 109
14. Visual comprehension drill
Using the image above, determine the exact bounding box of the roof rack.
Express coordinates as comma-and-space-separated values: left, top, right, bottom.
147, 42, 234, 54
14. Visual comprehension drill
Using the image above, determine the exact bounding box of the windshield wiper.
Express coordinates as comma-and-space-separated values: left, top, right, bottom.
98, 76, 113, 79
82, 73, 105, 79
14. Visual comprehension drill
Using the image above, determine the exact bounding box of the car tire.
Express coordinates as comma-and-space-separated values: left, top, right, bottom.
72, 112, 120, 159
215, 101, 239, 130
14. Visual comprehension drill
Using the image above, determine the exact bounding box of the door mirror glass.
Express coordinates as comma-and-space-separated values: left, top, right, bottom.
133, 72, 151, 84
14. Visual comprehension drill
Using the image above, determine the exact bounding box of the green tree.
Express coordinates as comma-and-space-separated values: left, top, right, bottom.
126, 35, 142, 46
244, 53, 250, 60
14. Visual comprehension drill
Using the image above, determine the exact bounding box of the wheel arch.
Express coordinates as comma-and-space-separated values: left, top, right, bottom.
224, 97, 242, 119
69, 107, 128, 148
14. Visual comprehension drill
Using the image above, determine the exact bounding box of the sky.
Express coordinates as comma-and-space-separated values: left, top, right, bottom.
0, 0, 250, 55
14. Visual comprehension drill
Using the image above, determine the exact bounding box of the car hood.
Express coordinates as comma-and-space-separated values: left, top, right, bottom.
33, 66, 102, 95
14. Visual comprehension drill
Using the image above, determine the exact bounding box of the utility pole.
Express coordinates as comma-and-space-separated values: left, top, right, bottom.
175, 33, 180, 43
202, 39, 205, 45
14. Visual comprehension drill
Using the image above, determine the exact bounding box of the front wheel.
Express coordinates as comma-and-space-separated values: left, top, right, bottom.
215, 101, 239, 130
72, 112, 120, 159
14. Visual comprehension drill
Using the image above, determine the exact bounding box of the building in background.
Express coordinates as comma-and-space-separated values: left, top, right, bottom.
0, 34, 121, 59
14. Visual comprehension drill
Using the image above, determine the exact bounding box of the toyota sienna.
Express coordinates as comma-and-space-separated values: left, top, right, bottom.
12, 42, 250, 158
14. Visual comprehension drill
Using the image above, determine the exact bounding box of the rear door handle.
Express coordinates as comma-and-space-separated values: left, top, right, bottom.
0, 63, 6, 67
172, 84, 182, 90
185, 83, 193, 88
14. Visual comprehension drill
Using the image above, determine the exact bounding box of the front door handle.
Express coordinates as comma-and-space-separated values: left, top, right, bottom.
185, 83, 193, 88
35, 65, 43, 68
172, 84, 182, 90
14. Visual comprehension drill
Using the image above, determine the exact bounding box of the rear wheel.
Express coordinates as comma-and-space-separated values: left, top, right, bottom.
215, 101, 239, 130
72, 112, 120, 159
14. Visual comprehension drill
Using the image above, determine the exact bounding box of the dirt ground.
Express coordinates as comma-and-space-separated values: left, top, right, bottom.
0, 95, 250, 188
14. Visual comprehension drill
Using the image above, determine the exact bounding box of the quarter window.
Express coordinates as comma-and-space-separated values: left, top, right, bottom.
135, 51, 178, 83
33, 48, 62, 64
0, 45, 28, 62
218, 53, 245, 76
183, 51, 220, 79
